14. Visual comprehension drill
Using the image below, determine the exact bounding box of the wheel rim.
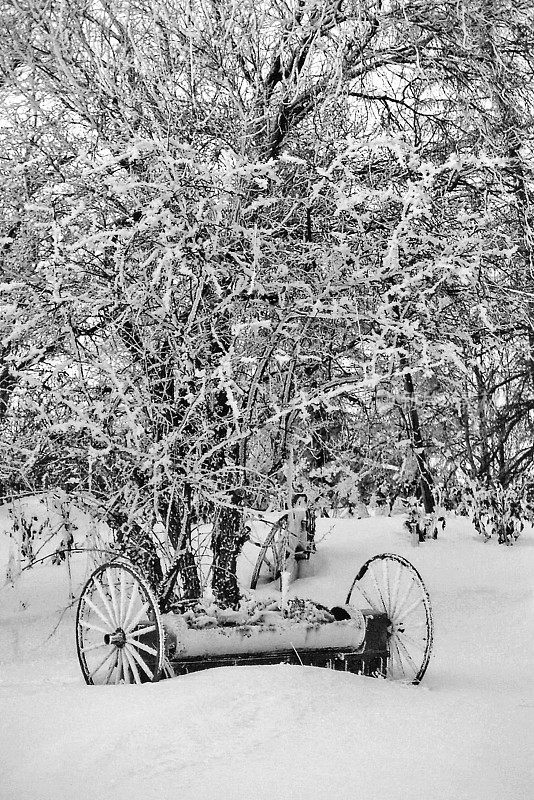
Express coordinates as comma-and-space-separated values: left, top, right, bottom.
76, 561, 164, 685
346, 553, 433, 684
250, 517, 289, 589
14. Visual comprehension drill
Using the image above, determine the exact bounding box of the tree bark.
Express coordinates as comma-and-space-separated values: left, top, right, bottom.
211, 502, 248, 608
159, 486, 202, 604
459, 397, 478, 477
402, 368, 435, 514
473, 363, 491, 483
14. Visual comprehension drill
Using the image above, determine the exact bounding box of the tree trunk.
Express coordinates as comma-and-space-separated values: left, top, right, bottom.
205, 328, 245, 605
459, 397, 478, 477
0, 364, 16, 423
473, 363, 491, 483
159, 486, 202, 605
211, 502, 248, 608
402, 369, 435, 514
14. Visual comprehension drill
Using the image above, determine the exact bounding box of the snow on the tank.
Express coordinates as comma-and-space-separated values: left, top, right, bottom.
161, 596, 366, 658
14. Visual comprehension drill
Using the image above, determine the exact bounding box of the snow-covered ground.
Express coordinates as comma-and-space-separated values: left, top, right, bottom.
1, 507, 533, 800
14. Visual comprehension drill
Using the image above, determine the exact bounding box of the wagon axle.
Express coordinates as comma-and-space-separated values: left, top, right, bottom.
103, 629, 127, 648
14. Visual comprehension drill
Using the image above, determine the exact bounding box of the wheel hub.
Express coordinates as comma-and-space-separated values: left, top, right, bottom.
104, 629, 127, 648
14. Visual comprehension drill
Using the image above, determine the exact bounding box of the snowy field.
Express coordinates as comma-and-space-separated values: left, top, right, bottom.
1, 507, 533, 800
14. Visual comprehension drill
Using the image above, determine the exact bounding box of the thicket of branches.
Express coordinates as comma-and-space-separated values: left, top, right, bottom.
1, 0, 533, 599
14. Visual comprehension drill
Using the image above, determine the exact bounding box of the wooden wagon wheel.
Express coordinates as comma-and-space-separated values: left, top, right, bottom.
346, 553, 433, 684
250, 514, 291, 589
250, 507, 317, 589
76, 560, 165, 685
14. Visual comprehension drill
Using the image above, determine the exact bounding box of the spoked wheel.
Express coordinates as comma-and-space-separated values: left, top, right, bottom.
76, 560, 165, 685
346, 553, 433, 684
250, 515, 292, 589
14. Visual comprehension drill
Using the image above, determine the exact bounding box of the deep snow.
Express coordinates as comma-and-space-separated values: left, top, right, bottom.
1, 508, 533, 800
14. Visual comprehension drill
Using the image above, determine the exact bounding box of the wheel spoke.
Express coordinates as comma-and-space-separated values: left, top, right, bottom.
394, 634, 420, 676
119, 568, 127, 627
114, 650, 123, 684
122, 581, 140, 631
395, 595, 424, 622
382, 558, 391, 612
94, 577, 118, 627
251, 526, 288, 587
394, 628, 427, 652
79, 619, 111, 636
107, 568, 121, 628
124, 600, 150, 634
125, 642, 154, 680
102, 651, 119, 684
390, 637, 408, 680
392, 577, 417, 621
83, 596, 115, 630
353, 581, 376, 610
127, 637, 158, 657
128, 624, 156, 639
122, 651, 131, 684
81, 642, 110, 654
88, 646, 116, 681
387, 638, 400, 678
262, 553, 276, 572
123, 646, 142, 684
369, 563, 388, 614
401, 620, 430, 631
389, 561, 403, 619
388, 639, 402, 678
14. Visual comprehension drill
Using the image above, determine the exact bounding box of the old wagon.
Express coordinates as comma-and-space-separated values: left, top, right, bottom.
76, 527, 434, 686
